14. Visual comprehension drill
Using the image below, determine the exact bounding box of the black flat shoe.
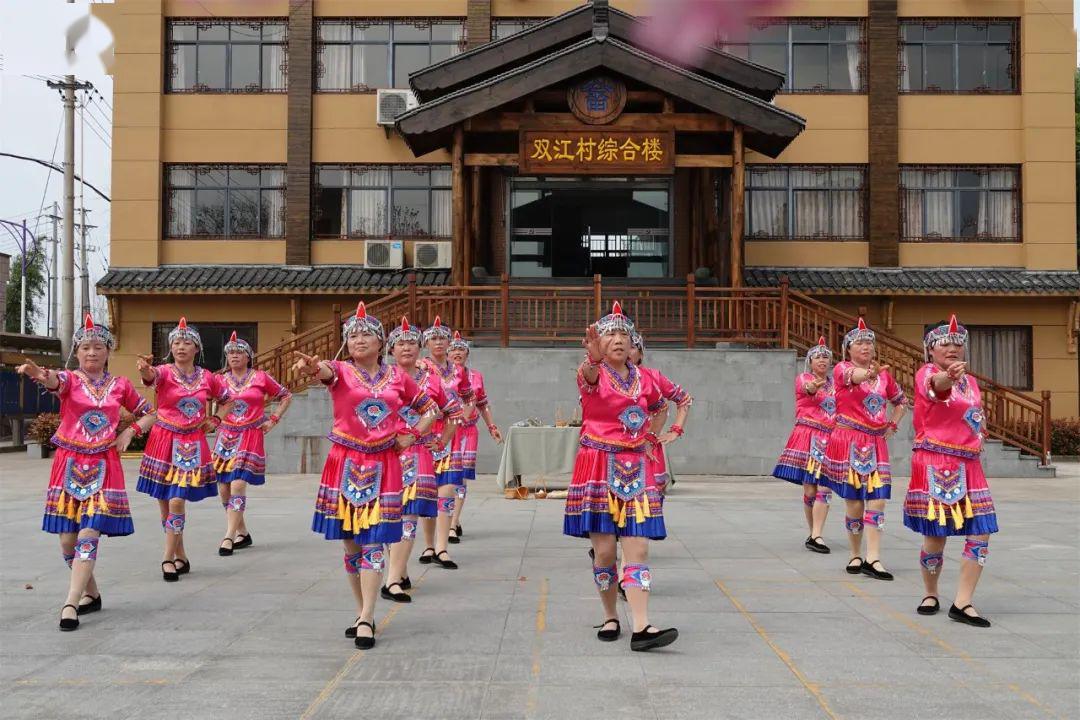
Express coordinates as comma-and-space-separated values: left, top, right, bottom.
861, 559, 894, 581
77, 594, 101, 615
455, 524, 463, 538
59, 604, 80, 632
949, 604, 991, 628
218, 538, 234, 557
845, 557, 864, 574
161, 560, 179, 583
381, 583, 412, 603
595, 618, 621, 642
345, 616, 361, 638
618, 581, 627, 602
805, 536, 831, 554
400, 576, 412, 590
448, 528, 460, 544
418, 548, 436, 564
233, 533, 253, 550
433, 550, 458, 570
917, 596, 940, 616
174, 558, 191, 575
354, 621, 376, 649
630, 625, 678, 652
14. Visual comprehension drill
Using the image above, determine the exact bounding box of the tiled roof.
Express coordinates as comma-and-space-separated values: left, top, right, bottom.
97, 266, 449, 293
744, 267, 1080, 295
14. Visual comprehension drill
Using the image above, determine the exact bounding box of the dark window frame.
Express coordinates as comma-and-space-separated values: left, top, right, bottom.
966, 325, 1033, 391
719, 18, 868, 94
744, 164, 868, 241
899, 164, 1022, 243
313, 164, 453, 239
491, 17, 544, 41
166, 18, 288, 94
164, 164, 287, 239
153, 322, 259, 372
898, 18, 1020, 94
314, 18, 467, 93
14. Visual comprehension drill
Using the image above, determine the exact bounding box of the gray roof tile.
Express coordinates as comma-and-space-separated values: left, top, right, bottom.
745, 267, 1080, 295
98, 266, 449, 293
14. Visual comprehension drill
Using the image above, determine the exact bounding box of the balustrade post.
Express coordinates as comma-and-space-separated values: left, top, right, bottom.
500, 273, 510, 348
779, 275, 790, 349
686, 273, 696, 347
407, 272, 417, 323
332, 303, 341, 350
1041, 390, 1052, 465
593, 274, 602, 320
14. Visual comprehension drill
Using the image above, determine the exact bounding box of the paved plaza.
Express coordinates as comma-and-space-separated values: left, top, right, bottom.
1, 454, 1078, 720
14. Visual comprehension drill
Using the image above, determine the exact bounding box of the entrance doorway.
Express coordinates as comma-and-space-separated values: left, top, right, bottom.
509, 178, 671, 278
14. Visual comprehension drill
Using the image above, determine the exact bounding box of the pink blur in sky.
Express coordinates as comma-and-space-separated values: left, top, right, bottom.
634, 0, 791, 65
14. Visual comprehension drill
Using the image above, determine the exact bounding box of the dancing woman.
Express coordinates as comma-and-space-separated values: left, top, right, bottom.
18, 315, 155, 630
212, 332, 292, 557
447, 331, 502, 543
293, 303, 435, 649
383, 317, 461, 602
823, 319, 906, 581
565, 303, 679, 652
136, 318, 228, 582
772, 337, 836, 553
903, 316, 997, 627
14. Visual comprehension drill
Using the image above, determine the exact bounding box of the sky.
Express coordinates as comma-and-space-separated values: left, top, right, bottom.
0, 0, 1078, 331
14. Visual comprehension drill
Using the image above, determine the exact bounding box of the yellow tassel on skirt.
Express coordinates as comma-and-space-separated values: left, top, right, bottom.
606, 491, 651, 529
337, 494, 383, 533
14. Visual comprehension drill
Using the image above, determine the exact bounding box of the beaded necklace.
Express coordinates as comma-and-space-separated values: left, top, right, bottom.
346, 361, 391, 395
73, 370, 115, 407
226, 368, 256, 394
171, 364, 204, 392
602, 361, 640, 399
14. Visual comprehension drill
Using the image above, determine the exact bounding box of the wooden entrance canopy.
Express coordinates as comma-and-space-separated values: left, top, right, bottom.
395, 0, 806, 287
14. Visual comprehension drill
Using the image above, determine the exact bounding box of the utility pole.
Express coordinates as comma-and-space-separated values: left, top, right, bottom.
47, 75, 91, 360
79, 207, 91, 318
48, 202, 60, 337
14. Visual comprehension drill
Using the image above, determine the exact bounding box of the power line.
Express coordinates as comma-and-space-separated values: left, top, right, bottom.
0, 152, 110, 202
32, 116, 65, 239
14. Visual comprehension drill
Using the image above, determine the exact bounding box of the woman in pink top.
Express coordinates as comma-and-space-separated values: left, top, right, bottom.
212, 332, 292, 557
293, 302, 435, 649
823, 318, 907, 581
447, 331, 502, 544
904, 316, 997, 627
773, 337, 836, 554
18, 315, 155, 631
136, 318, 229, 583
417, 316, 473, 570
382, 316, 461, 602
565, 302, 679, 653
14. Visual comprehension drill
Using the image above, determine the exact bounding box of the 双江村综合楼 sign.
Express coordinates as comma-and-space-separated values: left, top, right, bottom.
519, 131, 674, 175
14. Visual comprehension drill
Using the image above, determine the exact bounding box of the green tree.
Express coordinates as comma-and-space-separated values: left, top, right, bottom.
3, 249, 47, 334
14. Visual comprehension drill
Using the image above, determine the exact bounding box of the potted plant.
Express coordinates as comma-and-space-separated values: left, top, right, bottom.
26, 413, 61, 459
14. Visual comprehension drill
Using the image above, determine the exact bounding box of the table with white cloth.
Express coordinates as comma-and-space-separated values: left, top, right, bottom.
494, 425, 674, 489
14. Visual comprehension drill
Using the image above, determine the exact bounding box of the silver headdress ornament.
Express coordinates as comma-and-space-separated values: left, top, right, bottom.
595, 301, 635, 336
631, 331, 645, 352
804, 336, 833, 372
168, 316, 203, 350
843, 317, 875, 349
342, 301, 385, 343
422, 315, 452, 343
223, 330, 253, 358
923, 314, 968, 361
73, 313, 116, 350
449, 330, 470, 353
387, 315, 422, 351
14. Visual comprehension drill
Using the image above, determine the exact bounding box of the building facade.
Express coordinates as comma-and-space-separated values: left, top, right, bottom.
94, 0, 1078, 417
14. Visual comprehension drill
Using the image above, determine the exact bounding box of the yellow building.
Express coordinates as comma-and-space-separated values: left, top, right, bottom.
93, 0, 1078, 421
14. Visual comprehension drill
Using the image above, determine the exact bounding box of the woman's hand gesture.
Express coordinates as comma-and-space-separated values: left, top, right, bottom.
15, 358, 47, 382
293, 351, 321, 376
582, 324, 602, 364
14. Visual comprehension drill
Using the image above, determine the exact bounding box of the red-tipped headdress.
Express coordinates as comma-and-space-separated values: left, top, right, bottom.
449, 330, 470, 353
342, 300, 385, 342
805, 335, 834, 370
843, 317, 875, 348
168, 316, 202, 350
423, 314, 452, 342
923, 313, 968, 360
387, 314, 422, 350
596, 300, 635, 336
72, 313, 115, 350
224, 330, 254, 358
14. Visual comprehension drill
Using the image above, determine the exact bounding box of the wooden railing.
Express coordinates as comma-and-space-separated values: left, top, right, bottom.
256, 274, 1051, 462
252, 305, 341, 394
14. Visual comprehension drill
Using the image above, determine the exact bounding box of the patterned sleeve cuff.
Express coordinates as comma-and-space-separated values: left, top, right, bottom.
319, 361, 338, 387
668, 386, 692, 408
132, 397, 153, 418
842, 366, 856, 386
890, 391, 907, 406
647, 398, 666, 413
45, 370, 70, 395
413, 392, 437, 415
275, 386, 291, 400
141, 366, 160, 388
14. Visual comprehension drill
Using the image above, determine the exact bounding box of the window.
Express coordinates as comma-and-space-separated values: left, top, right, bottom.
165, 165, 285, 238
153, 322, 258, 370
315, 20, 465, 91
314, 165, 452, 238
745, 166, 866, 240
900, 19, 1018, 93
900, 166, 1019, 241
719, 19, 865, 92
167, 20, 286, 93
967, 326, 1032, 389
492, 18, 543, 40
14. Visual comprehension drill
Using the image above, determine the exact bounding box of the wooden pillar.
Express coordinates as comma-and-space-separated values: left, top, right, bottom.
868, 0, 899, 266
285, 1, 313, 265
452, 125, 465, 287
730, 125, 745, 288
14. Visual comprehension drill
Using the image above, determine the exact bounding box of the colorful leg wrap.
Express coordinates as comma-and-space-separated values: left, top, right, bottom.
455, 484, 467, 500
962, 539, 989, 566
863, 510, 884, 530
919, 549, 944, 575
164, 513, 186, 535
593, 565, 617, 592
803, 493, 816, 508
359, 544, 385, 571
815, 491, 831, 505
621, 563, 652, 592
62, 551, 75, 569
74, 536, 99, 562
343, 550, 363, 575
844, 516, 863, 535
438, 496, 455, 515
401, 519, 417, 540
227, 494, 247, 513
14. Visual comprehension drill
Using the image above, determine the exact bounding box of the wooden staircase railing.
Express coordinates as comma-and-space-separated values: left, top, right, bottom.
252, 274, 1051, 462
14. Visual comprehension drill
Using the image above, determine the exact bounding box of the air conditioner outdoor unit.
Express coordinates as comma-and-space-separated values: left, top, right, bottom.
413, 241, 452, 270
364, 240, 404, 269
376, 89, 419, 126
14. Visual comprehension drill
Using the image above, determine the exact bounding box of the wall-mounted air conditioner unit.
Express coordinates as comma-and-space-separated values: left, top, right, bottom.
364, 240, 404, 269
413, 241, 452, 270
376, 89, 419, 127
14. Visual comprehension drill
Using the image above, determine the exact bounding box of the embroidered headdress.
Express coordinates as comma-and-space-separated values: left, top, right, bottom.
423, 315, 452, 343
596, 301, 635, 336
387, 316, 422, 351
923, 314, 968, 361
631, 331, 645, 352
168, 316, 202, 350
843, 317, 875, 349
804, 336, 833, 372
223, 330, 253, 358
449, 330, 470, 353
342, 301, 385, 342
72, 313, 116, 350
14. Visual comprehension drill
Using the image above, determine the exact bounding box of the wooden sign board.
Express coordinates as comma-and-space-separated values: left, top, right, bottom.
519, 130, 675, 175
